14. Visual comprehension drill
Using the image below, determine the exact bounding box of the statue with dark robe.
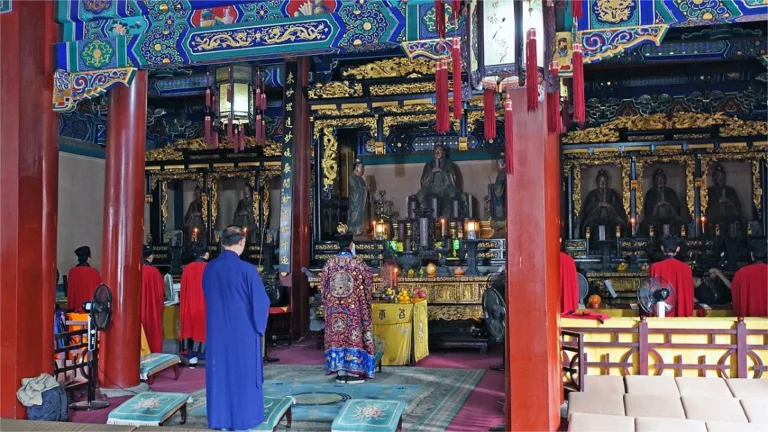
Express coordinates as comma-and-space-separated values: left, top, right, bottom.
579, 169, 627, 247
641, 168, 684, 236
705, 164, 745, 233
233, 184, 257, 243
347, 160, 368, 236
489, 157, 506, 234
415, 144, 463, 218
184, 186, 206, 245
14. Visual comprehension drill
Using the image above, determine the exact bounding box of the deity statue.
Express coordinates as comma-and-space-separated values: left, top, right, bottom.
705, 164, 745, 232
641, 168, 684, 236
184, 186, 206, 245
489, 156, 506, 234
347, 159, 369, 237
415, 144, 463, 218
579, 170, 627, 246
233, 184, 257, 242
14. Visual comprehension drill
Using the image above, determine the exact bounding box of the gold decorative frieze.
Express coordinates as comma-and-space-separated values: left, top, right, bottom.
370, 81, 443, 96
382, 103, 436, 114
313, 117, 377, 140
146, 137, 281, 161
307, 81, 363, 99
429, 305, 484, 322
342, 57, 448, 80
383, 114, 460, 136
562, 113, 768, 144
313, 106, 371, 117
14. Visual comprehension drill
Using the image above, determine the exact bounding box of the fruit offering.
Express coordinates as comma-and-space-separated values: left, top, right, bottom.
397, 289, 411, 303
408, 269, 416, 277
382, 287, 396, 303
412, 287, 427, 299
616, 262, 629, 272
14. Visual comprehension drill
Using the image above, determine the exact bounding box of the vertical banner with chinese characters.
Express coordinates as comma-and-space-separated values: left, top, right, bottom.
278, 62, 297, 274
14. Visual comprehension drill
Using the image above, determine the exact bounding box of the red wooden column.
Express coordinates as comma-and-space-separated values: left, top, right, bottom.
0, 0, 59, 418
289, 57, 311, 338
505, 88, 562, 431
100, 71, 148, 389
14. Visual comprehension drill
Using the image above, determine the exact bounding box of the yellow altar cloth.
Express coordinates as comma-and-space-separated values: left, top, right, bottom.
371, 300, 429, 366
561, 317, 768, 378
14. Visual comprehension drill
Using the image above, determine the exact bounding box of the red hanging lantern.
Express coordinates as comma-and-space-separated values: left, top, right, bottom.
482, 77, 497, 141
435, 0, 446, 39
572, 0, 583, 19
504, 92, 514, 175
547, 61, 561, 134
526, 28, 538, 112
451, 38, 462, 119
572, 43, 585, 129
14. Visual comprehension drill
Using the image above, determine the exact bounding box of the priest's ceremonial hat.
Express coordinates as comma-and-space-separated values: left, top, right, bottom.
191, 242, 208, 258
143, 244, 153, 258
74, 246, 91, 261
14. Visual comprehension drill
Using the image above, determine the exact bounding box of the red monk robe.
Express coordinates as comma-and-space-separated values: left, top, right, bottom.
560, 252, 580, 312
731, 263, 768, 317
650, 258, 694, 317
141, 254, 166, 354
180, 260, 207, 344
67, 266, 101, 311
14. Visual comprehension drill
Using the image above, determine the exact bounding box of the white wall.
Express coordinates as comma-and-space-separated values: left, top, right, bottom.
57, 152, 105, 274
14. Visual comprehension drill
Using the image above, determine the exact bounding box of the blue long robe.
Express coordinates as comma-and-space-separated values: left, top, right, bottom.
203, 250, 269, 430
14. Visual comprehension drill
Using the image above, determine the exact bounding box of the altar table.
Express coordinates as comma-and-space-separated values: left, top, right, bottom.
371, 300, 429, 366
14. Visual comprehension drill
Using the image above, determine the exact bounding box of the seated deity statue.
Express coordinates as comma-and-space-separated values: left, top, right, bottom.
415, 144, 463, 218
705, 164, 745, 232
641, 168, 684, 236
347, 159, 369, 237
233, 184, 257, 243
489, 156, 506, 234
579, 169, 628, 247
184, 186, 206, 245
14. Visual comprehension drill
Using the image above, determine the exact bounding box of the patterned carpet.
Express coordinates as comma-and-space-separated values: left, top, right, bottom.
177, 365, 484, 431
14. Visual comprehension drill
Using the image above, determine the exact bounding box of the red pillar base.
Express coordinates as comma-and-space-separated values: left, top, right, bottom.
100, 71, 148, 389
505, 89, 562, 431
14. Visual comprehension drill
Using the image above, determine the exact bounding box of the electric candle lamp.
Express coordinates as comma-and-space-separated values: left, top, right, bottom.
701, 216, 706, 234
630, 218, 636, 237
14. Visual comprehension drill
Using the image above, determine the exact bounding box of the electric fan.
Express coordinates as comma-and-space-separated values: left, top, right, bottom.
70, 284, 112, 411
637, 276, 676, 318
577, 273, 590, 309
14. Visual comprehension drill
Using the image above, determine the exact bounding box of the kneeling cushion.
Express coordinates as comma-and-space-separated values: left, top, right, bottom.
140, 353, 180, 381
252, 396, 295, 431
331, 399, 406, 432
107, 392, 189, 427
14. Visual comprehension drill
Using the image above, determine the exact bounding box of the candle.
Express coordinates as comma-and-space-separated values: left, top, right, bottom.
441, 218, 447, 239
681, 225, 686, 238
616, 225, 621, 239
393, 268, 398, 287
715, 224, 720, 236
649, 226, 655, 238
630, 218, 636, 237
701, 216, 706, 234
193, 228, 198, 242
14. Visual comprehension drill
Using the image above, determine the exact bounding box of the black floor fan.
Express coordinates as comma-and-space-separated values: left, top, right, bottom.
482, 274, 506, 432
70, 284, 112, 411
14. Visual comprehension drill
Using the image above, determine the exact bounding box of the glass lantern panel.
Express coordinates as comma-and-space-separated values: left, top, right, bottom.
523, 0, 544, 69
215, 66, 230, 83
482, 0, 515, 67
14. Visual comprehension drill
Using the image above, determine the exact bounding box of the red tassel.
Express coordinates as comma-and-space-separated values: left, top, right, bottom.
227, 68, 233, 103
482, 79, 496, 141
254, 115, 261, 143
572, 0, 583, 19
204, 115, 211, 146
261, 117, 266, 141
212, 129, 219, 149
260, 93, 266, 111
205, 88, 211, 111
572, 43, 585, 129
435, 60, 450, 134
240, 126, 246, 151
452, 39, 462, 119
211, 94, 216, 114
227, 115, 234, 144
435, 0, 446, 39
547, 61, 561, 134
451, 0, 462, 19
526, 29, 538, 112
504, 94, 513, 175
255, 88, 261, 111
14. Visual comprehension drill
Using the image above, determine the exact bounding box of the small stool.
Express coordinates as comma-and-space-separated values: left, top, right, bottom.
140, 353, 181, 385
331, 399, 406, 432
107, 391, 189, 427
253, 396, 295, 431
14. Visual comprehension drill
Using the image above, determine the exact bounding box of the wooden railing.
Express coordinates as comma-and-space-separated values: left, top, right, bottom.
561, 317, 768, 379
561, 330, 585, 393
53, 325, 93, 387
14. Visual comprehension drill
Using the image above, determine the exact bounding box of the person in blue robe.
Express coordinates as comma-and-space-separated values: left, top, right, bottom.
203, 225, 270, 430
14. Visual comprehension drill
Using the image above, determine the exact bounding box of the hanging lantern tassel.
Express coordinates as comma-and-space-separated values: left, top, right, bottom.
482, 78, 496, 141
572, 43, 586, 129
547, 61, 561, 134
204, 115, 212, 147
451, 0, 462, 19
526, 28, 538, 112
261, 116, 266, 142
240, 125, 247, 152
435, 0, 446, 39
435, 60, 450, 134
254, 115, 261, 144
212, 128, 219, 149
227, 115, 234, 145
504, 93, 514, 175
572, 0, 583, 19
452, 39, 462, 120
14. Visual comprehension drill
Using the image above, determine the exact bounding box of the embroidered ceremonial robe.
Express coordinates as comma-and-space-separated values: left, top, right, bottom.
180, 260, 207, 344
320, 254, 376, 378
203, 250, 269, 430
141, 262, 165, 353
560, 252, 580, 313
67, 264, 101, 311
731, 263, 768, 317
650, 258, 694, 317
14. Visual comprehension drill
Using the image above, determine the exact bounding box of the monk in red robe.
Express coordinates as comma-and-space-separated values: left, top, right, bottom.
67, 246, 101, 311
649, 237, 694, 317
560, 252, 580, 312
180, 243, 209, 368
142, 245, 166, 353
731, 239, 768, 317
